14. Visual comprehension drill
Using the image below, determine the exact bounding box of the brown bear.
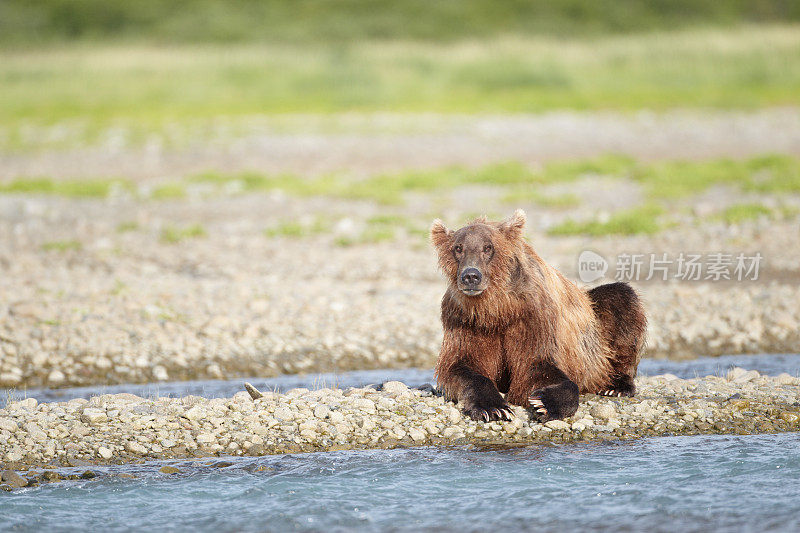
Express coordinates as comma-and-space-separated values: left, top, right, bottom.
430, 209, 647, 422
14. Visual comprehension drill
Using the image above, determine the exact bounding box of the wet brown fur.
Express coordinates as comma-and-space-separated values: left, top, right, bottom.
431, 210, 647, 419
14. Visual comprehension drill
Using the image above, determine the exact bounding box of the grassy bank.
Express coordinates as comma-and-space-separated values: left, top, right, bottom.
1, 25, 799, 136
3, 0, 798, 45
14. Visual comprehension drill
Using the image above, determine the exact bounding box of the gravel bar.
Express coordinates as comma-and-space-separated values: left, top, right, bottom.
1, 369, 799, 478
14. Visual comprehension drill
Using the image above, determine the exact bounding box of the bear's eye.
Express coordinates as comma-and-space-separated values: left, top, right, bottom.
453, 244, 463, 254
483, 244, 493, 253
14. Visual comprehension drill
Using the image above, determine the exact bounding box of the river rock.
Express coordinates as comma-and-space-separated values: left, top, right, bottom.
81, 408, 108, 424
273, 407, 294, 421
382, 381, 409, 394
1, 470, 28, 488
97, 447, 113, 459
591, 403, 616, 420
408, 428, 426, 441
0, 418, 18, 433
313, 404, 330, 419
545, 420, 570, 430
126, 442, 148, 455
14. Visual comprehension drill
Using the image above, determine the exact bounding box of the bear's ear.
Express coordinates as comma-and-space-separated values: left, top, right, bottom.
499, 209, 526, 240
430, 219, 453, 250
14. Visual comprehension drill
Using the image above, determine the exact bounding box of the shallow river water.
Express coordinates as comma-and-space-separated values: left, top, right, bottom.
3, 353, 800, 532
2, 433, 799, 532
11, 352, 800, 403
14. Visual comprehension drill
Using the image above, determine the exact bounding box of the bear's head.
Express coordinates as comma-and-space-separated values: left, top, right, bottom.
430, 209, 527, 298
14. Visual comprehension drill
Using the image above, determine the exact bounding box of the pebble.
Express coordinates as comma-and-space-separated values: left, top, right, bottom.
1, 470, 28, 488
776, 373, 798, 385
5, 449, 24, 462
0, 372, 797, 471
352, 399, 376, 413
196, 433, 216, 445
273, 407, 294, 421
81, 408, 108, 424
1, 189, 798, 391
313, 404, 330, 419
97, 447, 113, 459
382, 381, 409, 394
408, 428, 426, 441
591, 403, 616, 420
0, 418, 18, 432
126, 442, 148, 455
153, 366, 169, 381
545, 420, 570, 430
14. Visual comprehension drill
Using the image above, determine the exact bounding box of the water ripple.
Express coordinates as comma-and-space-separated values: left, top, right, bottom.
3, 433, 800, 532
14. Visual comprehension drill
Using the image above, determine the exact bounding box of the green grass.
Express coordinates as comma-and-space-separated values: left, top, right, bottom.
719, 203, 773, 224
549, 205, 664, 236
3, 0, 797, 45
264, 217, 331, 238
191, 163, 541, 205
4, 155, 800, 210
366, 214, 409, 226
0, 177, 129, 197
116, 221, 140, 232
41, 240, 82, 252
160, 223, 207, 243
634, 155, 800, 198
150, 183, 186, 200
187, 155, 800, 206
501, 188, 580, 208
2, 25, 800, 145
335, 226, 396, 247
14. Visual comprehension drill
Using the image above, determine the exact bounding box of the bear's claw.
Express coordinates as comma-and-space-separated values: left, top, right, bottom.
464, 405, 514, 422
597, 389, 634, 397
528, 382, 580, 422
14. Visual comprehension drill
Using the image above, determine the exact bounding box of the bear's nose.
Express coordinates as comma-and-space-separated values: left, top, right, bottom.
460, 267, 482, 287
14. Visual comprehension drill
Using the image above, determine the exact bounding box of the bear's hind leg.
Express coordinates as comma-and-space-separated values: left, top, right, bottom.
588, 282, 646, 398
598, 374, 636, 397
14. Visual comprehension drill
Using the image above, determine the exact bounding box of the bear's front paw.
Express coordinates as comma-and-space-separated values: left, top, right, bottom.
463, 403, 514, 422
529, 381, 579, 422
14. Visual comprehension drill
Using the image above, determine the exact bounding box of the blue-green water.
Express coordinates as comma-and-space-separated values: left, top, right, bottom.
3, 354, 800, 531
11, 353, 800, 403
2, 433, 800, 532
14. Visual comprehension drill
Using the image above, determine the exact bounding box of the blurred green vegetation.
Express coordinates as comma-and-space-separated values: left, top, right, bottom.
264, 217, 332, 238
41, 240, 83, 252
192, 154, 800, 205
719, 203, 773, 223
150, 183, 187, 200
549, 204, 665, 236
3, 0, 799, 45
160, 223, 207, 243
116, 221, 140, 233
2, 25, 799, 131
4, 153, 798, 205
4, 154, 798, 239
0, 176, 128, 197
